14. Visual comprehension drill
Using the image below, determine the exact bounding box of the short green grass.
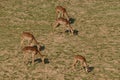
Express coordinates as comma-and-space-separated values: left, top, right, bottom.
0, 0, 120, 80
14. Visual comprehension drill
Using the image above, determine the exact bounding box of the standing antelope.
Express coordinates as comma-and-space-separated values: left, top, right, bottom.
53, 17, 74, 34
56, 6, 69, 21
20, 32, 40, 50
72, 55, 89, 72
22, 46, 46, 65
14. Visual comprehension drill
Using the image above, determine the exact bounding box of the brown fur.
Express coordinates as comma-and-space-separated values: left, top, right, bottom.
20, 32, 40, 50
56, 6, 69, 21
22, 46, 46, 65
53, 17, 73, 34
72, 55, 89, 72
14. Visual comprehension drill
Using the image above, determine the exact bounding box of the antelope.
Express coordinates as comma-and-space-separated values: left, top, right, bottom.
53, 17, 74, 34
22, 46, 46, 65
20, 32, 40, 50
72, 55, 89, 72
56, 6, 69, 21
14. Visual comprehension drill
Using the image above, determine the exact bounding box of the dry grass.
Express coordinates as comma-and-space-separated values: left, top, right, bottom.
0, 0, 120, 80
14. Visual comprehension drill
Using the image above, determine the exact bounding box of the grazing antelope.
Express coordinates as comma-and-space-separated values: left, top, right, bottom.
22, 46, 46, 65
53, 17, 74, 34
56, 6, 69, 21
20, 32, 40, 50
72, 55, 89, 72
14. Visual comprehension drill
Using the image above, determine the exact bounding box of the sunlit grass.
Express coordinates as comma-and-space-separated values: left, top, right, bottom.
0, 0, 119, 80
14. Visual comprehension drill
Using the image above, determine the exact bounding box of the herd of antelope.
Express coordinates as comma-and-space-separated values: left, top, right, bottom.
20, 6, 90, 73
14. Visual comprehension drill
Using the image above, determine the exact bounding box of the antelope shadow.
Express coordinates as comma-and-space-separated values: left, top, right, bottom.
69, 18, 76, 24
65, 29, 79, 35
32, 44, 45, 51
88, 66, 94, 72
34, 58, 50, 64
39, 45, 45, 51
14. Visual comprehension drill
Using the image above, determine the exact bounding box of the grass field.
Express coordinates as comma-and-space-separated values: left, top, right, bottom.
0, 0, 120, 80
